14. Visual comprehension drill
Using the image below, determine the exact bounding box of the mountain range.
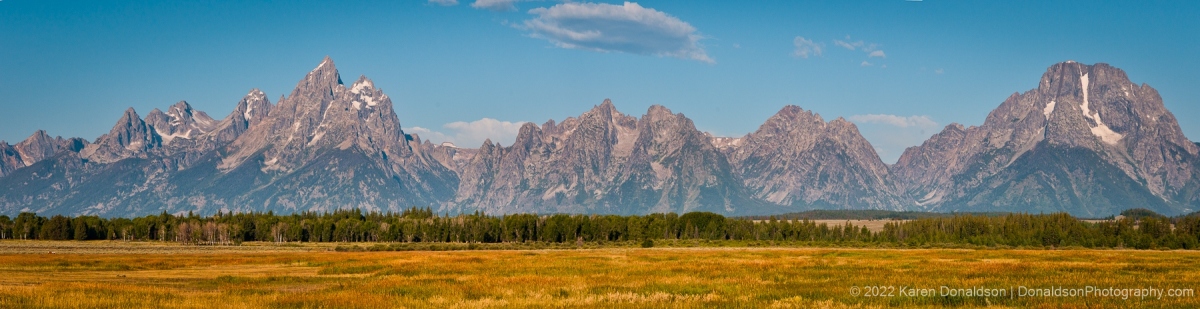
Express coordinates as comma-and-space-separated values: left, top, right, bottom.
1, 58, 1196, 217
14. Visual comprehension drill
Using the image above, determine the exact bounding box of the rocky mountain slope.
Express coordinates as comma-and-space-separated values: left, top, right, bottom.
450, 102, 762, 215
892, 62, 1200, 216
0, 57, 458, 216
1, 59, 1196, 217
720, 106, 910, 210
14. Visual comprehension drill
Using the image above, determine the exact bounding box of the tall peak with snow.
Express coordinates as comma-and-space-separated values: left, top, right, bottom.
894, 61, 1200, 216
209, 89, 273, 144
144, 101, 217, 144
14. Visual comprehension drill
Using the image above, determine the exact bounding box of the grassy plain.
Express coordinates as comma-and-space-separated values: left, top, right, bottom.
0, 241, 1198, 308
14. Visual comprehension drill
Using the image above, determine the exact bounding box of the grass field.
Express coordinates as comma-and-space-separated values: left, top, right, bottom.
1, 241, 1198, 308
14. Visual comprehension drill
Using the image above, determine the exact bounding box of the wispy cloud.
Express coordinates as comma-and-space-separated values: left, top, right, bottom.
833, 36, 879, 52
848, 114, 937, 128
522, 2, 713, 63
429, 0, 459, 6
792, 36, 823, 59
406, 118, 529, 147
793, 35, 887, 65
834, 40, 858, 50
472, 0, 520, 11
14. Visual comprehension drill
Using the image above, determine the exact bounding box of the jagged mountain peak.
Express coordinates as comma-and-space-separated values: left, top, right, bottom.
168, 100, 192, 113
120, 107, 140, 121
510, 123, 545, 151
313, 56, 337, 75
14, 130, 58, 166
772, 105, 823, 122
78, 106, 161, 163
825, 117, 866, 138
727, 103, 904, 210
745, 106, 829, 142
575, 99, 636, 128
6, 57, 1195, 218
645, 104, 674, 119
770, 105, 826, 126
0, 130, 88, 177
350, 75, 375, 94
208, 89, 274, 144
290, 56, 343, 100
220, 56, 434, 190
585, 99, 622, 118
893, 60, 1200, 216
144, 100, 216, 144
237, 89, 272, 121
23, 130, 52, 143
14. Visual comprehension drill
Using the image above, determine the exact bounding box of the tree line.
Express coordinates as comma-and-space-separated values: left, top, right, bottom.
2, 208, 1199, 249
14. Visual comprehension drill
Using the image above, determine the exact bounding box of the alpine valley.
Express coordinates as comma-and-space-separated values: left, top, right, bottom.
1, 58, 1197, 217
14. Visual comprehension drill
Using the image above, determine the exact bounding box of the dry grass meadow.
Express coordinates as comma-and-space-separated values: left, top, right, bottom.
1, 241, 1198, 308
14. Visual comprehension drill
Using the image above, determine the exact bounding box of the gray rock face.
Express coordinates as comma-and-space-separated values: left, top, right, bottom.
420, 140, 477, 174
214, 58, 459, 213
0, 57, 458, 216
3, 59, 1195, 217
0, 131, 86, 177
0, 143, 18, 177
452, 100, 635, 213
209, 89, 272, 144
79, 108, 162, 164
144, 101, 218, 145
893, 62, 1200, 216
723, 106, 909, 210
13, 130, 59, 167
451, 101, 758, 214
617, 105, 756, 214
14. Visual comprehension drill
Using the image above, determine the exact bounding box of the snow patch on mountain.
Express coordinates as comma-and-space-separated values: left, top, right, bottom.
1078, 73, 1123, 145
1043, 100, 1055, 119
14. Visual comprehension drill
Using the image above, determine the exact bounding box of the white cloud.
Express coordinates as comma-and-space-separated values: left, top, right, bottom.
430, 0, 459, 6
860, 61, 872, 67
522, 2, 713, 63
935, 68, 944, 74
472, 0, 520, 11
833, 35, 885, 61
848, 114, 938, 128
834, 40, 859, 50
406, 118, 529, 147
792, 36, 823, 58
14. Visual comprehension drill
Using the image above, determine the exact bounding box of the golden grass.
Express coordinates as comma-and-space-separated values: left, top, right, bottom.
1, 241, 1198, 308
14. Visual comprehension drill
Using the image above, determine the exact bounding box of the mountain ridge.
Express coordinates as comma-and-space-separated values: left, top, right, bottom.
1, 59, 1195, 217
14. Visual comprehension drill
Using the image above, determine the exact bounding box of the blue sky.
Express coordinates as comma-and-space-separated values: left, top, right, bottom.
1, 0, 1198, 163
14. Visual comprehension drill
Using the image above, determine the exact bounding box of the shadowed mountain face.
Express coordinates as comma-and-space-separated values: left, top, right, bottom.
893, 62, 1200, 216
0, 60, 1196, 217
